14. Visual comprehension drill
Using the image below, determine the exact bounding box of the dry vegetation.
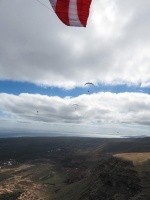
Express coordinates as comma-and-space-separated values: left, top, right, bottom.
113, 152, 150, 165
0, 164, 46, 200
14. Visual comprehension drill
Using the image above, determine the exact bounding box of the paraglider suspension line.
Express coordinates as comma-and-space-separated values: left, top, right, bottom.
35, 0, 54, 12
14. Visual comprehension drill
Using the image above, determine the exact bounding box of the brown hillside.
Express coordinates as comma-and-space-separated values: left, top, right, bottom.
113, 152, 150, 165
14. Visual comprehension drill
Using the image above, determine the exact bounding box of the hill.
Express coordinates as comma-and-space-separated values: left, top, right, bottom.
46, 156, 143, 200
113, 153, 150, 200
114, 153, 150, 165
0, 137, 150, 200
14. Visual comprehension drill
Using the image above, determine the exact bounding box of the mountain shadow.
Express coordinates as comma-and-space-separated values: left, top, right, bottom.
89, 157, 142, 200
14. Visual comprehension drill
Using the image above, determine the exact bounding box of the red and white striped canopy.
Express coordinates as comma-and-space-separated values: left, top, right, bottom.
49, 0, 92, 27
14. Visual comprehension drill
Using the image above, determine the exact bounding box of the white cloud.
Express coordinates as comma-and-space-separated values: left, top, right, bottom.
0, 92, 150, 137
0, 0, 150, 88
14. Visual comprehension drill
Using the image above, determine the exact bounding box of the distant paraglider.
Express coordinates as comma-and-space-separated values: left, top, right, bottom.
84, 82, 95, 93
73, 104, 79, 110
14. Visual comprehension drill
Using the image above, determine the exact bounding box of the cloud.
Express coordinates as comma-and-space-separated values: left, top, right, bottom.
0, 92, 150, 137
0, 0, 150, 88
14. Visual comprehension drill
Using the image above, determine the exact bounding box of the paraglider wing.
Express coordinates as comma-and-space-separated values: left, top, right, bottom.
49, 0, 92, 27
84, 82, 95, 87
73, 104, 79, 106
73, 104, 79, 110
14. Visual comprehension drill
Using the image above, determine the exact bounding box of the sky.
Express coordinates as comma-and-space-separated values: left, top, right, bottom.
0, 0, 150, 138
